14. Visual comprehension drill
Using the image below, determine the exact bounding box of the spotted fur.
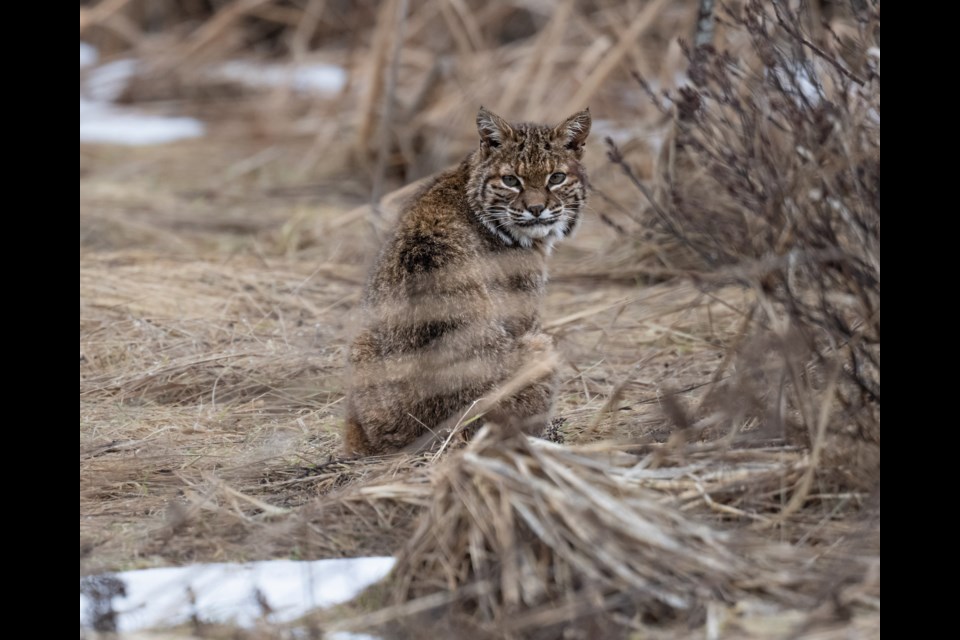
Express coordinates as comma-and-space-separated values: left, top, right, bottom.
343, 108, 591, 456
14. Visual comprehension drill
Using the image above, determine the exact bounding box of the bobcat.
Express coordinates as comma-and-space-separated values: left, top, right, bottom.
343, 107, 591, 455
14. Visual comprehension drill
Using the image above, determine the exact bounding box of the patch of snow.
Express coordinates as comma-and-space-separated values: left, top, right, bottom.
80, 557, 396, 633
211, 60, 347, 96
327, 633, 383, 640
593, 119, 665, 154
768, 60, 823, 107
592, 119, 633, 145
80, 42, 98, 69
84, 58, 139, 103
79, 44, 205, 145
80, 109, 205, 145
79, 97, 99, 116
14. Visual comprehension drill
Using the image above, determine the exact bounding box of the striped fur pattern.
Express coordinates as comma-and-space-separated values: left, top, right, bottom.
469, 107, 591, 251
343, 108, 591, 456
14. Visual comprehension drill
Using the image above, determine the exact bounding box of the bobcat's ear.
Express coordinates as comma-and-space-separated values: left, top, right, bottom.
554, 108, 591, 155
477, 106, 514, 149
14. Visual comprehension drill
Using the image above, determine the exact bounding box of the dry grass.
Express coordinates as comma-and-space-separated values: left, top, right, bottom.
81, 0, 694, 186
81, 1, 879, 637
79, 149, 878, 635
376, 427, 877, 638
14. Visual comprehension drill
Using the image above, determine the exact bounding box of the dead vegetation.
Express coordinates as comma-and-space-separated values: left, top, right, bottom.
81, 0, 695, 185
80, 1, 879, 637
610, 0, 880, 488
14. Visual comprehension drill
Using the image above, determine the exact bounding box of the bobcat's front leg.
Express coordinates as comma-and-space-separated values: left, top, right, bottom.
485, 332, 559, 436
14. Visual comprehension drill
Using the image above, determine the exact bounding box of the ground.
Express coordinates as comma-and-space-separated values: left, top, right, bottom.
81, 129, 738, 565
80, 119, 878, 638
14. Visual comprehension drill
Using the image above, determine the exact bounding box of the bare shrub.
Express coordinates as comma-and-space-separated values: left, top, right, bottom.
610, 0, 880, 491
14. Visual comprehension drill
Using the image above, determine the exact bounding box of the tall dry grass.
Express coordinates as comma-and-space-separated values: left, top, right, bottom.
81, 0, 698, 184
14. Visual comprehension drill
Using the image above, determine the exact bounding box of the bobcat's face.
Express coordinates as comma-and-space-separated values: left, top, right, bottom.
468, 108, 591, 249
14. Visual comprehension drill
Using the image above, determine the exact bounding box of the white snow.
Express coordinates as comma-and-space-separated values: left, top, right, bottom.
770, 61, 822, 106
592, 118, 634, 145
210, 60, 347, 96
593, 118, 665, 155
80, 557, 396, 633
80, 110, 206, 145
80, 42, 205, 146
80, 44, 347, 145
80, 42, 98, 69
84, 58, 138, 103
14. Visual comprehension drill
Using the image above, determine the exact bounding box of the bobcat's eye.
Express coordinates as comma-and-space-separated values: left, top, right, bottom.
548, 172, 566, 185
502, 175, 520, 188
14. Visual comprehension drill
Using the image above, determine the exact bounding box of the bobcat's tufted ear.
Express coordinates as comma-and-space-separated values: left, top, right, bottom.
554, 108, 591, 155
477, 106, 514, 150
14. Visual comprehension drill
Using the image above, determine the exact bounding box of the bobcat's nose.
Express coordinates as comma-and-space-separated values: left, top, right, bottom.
528, 204, 545, 217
